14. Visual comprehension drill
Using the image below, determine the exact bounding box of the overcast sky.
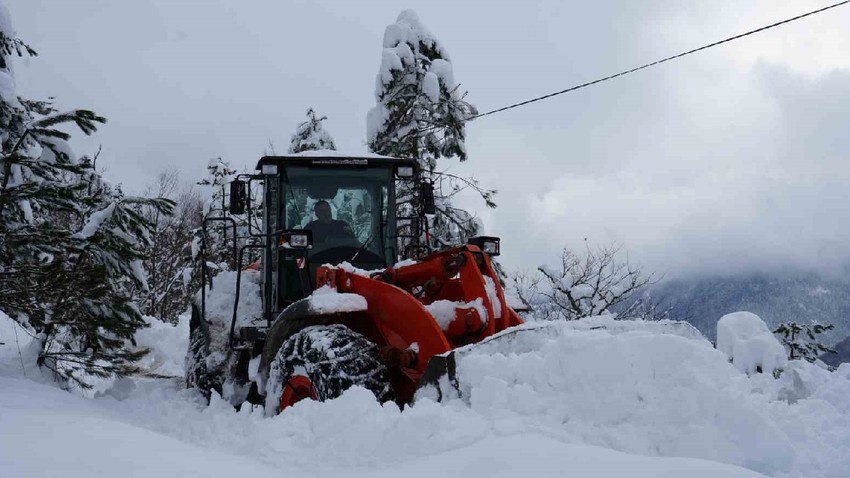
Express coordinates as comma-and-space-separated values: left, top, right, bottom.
8, 0, 850, 278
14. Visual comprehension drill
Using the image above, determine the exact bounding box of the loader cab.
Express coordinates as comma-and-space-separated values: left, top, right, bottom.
246, 153, 419, 316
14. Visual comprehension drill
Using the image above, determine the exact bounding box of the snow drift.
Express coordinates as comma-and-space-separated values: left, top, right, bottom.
2, 310, 849, 477
419, 317, 795, 475
717, 311, 787, 375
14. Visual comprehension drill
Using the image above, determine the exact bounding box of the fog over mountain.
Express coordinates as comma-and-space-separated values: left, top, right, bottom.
649, 263, 850, 347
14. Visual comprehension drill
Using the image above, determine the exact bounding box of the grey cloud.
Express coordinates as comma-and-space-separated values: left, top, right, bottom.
9, 0, 850, 278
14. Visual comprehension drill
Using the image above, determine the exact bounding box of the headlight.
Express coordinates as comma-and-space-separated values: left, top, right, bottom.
280, 230, 312, 250
468, 236, 501, 256
396, 165, 414, 178
289, 234, 309, 248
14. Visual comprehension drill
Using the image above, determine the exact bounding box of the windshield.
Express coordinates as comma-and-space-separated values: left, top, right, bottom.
283, 166, 391, 266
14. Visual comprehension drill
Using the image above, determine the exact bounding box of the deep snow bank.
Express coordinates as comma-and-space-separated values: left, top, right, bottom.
134, 315, 190, 377
3, 310, 849, 477
0, 377, 285, 478
419, 317, 795, 475
717, 311, 787, 375
0, 376, 766, 478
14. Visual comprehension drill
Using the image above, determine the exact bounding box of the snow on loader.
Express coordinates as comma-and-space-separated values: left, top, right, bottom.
186, 152, 523, 413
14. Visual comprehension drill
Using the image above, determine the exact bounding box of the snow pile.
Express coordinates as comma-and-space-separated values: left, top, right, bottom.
0, 377, 766, 478
482, 276, 502, 319
425, 298, 487, 331
0, 311, 42, 380
4, 307, 850, 477
1, 309, 191, 396
423, 317, 795, 475
288, 149, 395, 159
201, 270, 264, 330
0, 377, 285, 478
335, 260, 383, 277
717, 312, 787, 375
133, 315, 189, 378
192, 270, 264, 382
308, 285, 368, 314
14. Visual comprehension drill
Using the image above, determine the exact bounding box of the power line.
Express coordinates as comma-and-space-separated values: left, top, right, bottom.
470, 0, 850, 120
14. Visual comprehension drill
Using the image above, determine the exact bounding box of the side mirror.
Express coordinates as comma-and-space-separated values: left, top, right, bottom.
421, 182, 436, 215
229, 179, 248, 215
468, 236, 501, 256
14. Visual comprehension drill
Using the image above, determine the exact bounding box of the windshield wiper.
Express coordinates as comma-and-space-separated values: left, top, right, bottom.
349, 231, 377, 262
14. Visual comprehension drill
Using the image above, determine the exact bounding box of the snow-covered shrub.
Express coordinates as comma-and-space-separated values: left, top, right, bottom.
511, 243, 657, 321
717, 311, 787, 376
773, 321, 836, 363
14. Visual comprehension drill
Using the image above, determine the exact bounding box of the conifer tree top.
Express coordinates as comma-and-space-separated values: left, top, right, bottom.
382, 10, 449, 60
0, 3, 24, 105
288, 108, 336, 154
366, 9, 475, 164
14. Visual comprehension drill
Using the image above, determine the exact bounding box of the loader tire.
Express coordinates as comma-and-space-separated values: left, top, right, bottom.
185, 305, 222, 399
265, 324, 393, 414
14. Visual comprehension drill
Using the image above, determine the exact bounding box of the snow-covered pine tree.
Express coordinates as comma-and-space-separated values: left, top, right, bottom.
773, 322, 836, 363
366, 10, 492, 254
50, 166, 173, 387
0, 3, 173, 388
288, 108, 336, 153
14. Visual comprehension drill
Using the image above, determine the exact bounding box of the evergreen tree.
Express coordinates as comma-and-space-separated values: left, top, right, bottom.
366, 10, 492, 253
0, 4, 173, 388
773, 322, 836, 363
288, 108, 336, 153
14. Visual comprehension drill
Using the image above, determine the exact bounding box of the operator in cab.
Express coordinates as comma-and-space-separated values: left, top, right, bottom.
305, 200, 354, 242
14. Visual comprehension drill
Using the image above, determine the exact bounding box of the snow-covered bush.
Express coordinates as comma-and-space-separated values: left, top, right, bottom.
512, 243, 657, 321
773, 321, 836, 363
717, 311, 787, 376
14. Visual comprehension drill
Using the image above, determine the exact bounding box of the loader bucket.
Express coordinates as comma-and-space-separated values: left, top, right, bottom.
414, 324, 548, 403
413, 318, 709, 405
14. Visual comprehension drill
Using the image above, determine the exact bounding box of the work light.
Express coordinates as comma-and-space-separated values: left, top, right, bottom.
396, 165, 414, 178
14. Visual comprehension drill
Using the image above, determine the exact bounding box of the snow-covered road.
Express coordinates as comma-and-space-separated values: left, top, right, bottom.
1, 312, 849, 477
0, 377, 766, 478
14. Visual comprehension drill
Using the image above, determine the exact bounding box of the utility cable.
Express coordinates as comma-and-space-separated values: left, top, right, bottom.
469, 0, 850, 120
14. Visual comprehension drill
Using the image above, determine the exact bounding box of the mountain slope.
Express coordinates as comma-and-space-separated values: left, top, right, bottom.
650, 268, 850, 347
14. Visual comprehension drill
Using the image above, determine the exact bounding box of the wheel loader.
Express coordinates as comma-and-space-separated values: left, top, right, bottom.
186, 152, 523, 413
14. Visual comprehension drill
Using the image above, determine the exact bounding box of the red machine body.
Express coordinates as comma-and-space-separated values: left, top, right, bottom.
311, 244, 523, 403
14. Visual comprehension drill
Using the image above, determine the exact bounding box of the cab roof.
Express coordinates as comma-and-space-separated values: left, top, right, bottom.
256, 150, 417, 170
